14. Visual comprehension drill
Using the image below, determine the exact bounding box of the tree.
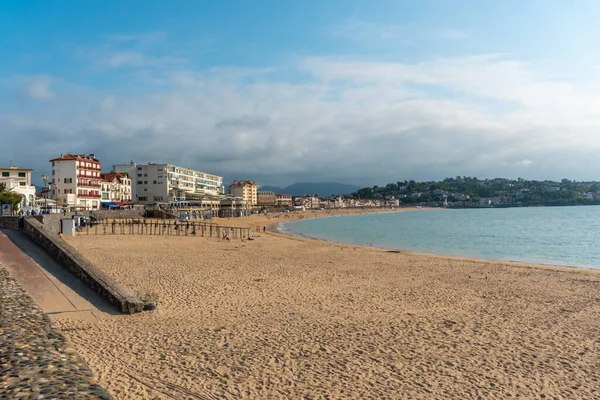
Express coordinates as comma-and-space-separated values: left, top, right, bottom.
0, 183, 23, 212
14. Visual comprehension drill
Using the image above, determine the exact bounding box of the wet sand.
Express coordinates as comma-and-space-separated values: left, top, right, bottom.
59, 209, 600, 399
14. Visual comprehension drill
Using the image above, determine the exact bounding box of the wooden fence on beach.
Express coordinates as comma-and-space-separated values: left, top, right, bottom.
76, 219, 251, 240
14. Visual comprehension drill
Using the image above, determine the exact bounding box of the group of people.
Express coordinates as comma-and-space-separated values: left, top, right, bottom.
18, 209, 47, 216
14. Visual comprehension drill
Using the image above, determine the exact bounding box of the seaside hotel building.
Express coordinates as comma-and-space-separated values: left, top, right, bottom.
50, 154, 102, 210
113, 162, 225, 205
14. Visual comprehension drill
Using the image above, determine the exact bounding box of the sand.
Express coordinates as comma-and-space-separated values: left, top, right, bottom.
57, 208, 600, 399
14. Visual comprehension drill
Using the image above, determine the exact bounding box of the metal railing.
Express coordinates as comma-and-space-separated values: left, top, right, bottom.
77, 219, 251, 239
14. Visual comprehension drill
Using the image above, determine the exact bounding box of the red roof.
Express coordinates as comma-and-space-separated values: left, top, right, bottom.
100, 172, 128, 182
50, 154, 100, 163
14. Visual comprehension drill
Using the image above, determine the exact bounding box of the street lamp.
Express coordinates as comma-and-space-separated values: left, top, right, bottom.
42, 175, 48, 214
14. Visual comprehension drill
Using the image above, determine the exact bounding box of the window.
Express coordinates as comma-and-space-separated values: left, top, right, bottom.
64, 189, 67, 194
144, 188, 147, 191
64, 178, 67, 183
18, 172, 26, 177
144, 181, 147, 184
137, 173, 142, 177
157, 168, 163, 172
157, 181, 163, 185
144, 173, 147, 177
153, 181, 157, 184
137, 181, 143, 185
1, 172, 8, 177
138, 196, 147, 201
153, 196, 163, 201
19, 182, 26, 186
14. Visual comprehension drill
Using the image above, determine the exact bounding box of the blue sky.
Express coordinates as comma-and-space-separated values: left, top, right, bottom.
2, 1, 600, 187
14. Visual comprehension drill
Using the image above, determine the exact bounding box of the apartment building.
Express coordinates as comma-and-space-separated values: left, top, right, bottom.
229, 180, 258, 206
0, 166, 37, 211
275, 193, 292, 207
114, 162, 224, 205
100, 172, 132, 204
257, 191, 276, 206
50, 154, 102, 210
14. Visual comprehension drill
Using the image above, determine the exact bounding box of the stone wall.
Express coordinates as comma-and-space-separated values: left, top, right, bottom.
22, 218, 145, 314
0, 216, 20, 229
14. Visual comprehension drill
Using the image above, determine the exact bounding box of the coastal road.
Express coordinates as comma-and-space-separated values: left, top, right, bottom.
0, 229, 116, 322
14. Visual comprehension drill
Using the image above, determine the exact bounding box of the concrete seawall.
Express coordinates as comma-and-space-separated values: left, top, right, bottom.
22, 218, 145, 314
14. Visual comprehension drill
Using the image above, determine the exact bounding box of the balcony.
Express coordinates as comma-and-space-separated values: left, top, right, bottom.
78, 182, 101, 188
77, 194, 101, 199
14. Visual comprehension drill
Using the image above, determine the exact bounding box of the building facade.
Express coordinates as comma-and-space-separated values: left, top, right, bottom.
275, 194, 292, 207
0, 166, 36, 211
229, 181, 258, 206
257, 191, 276, 206
50, 154, 102, 210
100, 172, 132, 204
114, 162, 224, 205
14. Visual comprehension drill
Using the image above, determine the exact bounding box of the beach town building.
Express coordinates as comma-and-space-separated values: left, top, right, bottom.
0, 166, 37, 211
257, 191, 277, 207
114, 162, 224, 205
100, 172, 133, 206
293, 194, 320, 209
229, 181, 258, 206
275, 194, 292, 207
50, 154, 102, 210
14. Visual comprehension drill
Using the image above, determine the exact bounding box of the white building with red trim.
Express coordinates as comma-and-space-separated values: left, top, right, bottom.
50, 154, 102, 210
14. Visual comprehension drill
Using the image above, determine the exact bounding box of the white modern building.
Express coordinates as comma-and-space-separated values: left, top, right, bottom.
114, 162, 224, 205
50, 154, 102, 210
0, 166, 37, 211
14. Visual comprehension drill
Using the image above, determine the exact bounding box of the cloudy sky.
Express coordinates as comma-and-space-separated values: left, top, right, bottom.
2, 1, 600, 187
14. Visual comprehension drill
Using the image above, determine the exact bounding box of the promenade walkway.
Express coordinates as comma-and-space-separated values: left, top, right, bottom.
0, 229, 116, 322
0, 228, 114, 398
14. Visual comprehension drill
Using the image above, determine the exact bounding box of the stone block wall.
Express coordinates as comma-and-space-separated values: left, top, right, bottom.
0, 216, 20, 229
22, 218, 145, 314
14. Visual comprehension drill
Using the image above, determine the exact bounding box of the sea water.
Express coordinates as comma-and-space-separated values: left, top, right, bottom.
278, 206, 600, 269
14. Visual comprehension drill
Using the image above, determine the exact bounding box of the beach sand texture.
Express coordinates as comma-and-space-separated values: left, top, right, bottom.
58, 211, 600, 399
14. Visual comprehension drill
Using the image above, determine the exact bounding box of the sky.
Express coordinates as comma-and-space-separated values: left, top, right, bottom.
2, 1, 600, 188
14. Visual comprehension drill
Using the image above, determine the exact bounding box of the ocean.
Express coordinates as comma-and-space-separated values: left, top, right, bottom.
277, 206, 600, 269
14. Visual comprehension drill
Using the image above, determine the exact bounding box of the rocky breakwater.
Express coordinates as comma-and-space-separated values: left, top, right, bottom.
0, 265, 113, 399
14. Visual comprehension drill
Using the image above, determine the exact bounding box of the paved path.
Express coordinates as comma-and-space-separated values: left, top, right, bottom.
0, 229, 116, 322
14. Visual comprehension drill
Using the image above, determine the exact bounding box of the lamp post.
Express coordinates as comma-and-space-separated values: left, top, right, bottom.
42, 175, 48, 213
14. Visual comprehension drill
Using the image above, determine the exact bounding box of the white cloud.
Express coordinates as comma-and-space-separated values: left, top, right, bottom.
332, 20, 467, 44
436, 29, 467, 40
100, 51, 184, 68
4, 53, 600, 186
21, 77, 55, 101
102, 32, 166, 47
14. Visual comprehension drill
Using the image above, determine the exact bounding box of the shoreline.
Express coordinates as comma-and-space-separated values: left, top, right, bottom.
60, 207, 600, 398
263, 208, 600, 275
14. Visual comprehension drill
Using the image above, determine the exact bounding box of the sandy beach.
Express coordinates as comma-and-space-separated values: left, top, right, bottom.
57, 208, 600, 399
